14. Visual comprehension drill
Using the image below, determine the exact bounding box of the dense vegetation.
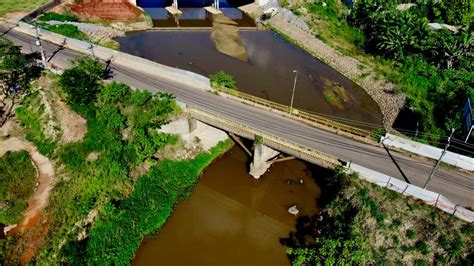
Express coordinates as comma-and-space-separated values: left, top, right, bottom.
63, 140, 232, 264
285, 170, 474, 264
1, 56, 231, 264
0, 37, 42, 127
0, 151, 37, 225
285, 0, 473, 143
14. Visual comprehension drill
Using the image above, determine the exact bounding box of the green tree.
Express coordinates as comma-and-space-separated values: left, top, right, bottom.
59, 56, 105, 105
0, 37, 41, 126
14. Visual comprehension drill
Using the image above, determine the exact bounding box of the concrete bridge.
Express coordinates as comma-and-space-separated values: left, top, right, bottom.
187, 107, 342, 178
3, 24, 473, 207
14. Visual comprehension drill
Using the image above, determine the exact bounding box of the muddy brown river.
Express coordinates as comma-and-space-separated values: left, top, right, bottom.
132, 144, 328, 265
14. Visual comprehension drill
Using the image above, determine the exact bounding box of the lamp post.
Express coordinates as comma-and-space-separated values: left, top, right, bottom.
290, 69, 297, 113
424, 128, 455, 189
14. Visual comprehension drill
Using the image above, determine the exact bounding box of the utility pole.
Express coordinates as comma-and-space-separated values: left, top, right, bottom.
290, 69, 297, 114
34, 24, 46, 66
88, 41, 95, 59
423, 128, 455, 189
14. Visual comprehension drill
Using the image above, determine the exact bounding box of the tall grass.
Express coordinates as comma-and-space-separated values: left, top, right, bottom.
0, 0, 49, 17
0, 151, 37, 225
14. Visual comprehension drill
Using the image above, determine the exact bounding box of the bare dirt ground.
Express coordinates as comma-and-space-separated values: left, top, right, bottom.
211, 14, 248, 61
70, 1, 142, 21
39, 75, 87, 143
0, 12, 27, 27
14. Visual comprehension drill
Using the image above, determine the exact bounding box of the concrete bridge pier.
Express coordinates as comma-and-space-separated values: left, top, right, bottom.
159, 116, 197, 135
249, 142, 280, 179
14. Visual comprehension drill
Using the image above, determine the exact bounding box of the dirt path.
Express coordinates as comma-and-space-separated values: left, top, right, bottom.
39, 75, 87, 143
0, 137, 55, 233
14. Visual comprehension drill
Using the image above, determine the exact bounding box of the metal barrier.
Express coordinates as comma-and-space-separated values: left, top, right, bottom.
213, 86, 373, 139
348, 163, 474, 223
188, 107, 343, 169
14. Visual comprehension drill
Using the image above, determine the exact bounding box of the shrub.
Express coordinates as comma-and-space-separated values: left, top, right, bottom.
406, 229, 416, 240
59, 57, 105, 105
415, 240, 430, 255
209, 71, 237, 90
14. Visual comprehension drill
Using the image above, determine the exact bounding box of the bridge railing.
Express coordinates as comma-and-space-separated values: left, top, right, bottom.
213, 86, 373, 140
188, 107, 343, 169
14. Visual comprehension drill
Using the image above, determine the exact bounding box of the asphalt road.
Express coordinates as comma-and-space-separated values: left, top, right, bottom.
3, 28, 473, 207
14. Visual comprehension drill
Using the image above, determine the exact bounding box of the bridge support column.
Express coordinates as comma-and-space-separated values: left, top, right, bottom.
249, 143, 280, 179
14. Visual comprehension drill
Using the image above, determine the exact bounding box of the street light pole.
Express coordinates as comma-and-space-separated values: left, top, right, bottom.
34, 24, 46, 66
290, 70, 297, 113
423, 128, 455, 189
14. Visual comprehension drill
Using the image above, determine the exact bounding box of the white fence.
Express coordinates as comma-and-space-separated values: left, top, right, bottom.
381, 133, 474, 171
348, 163, 474, 223
16, 22, 211, 91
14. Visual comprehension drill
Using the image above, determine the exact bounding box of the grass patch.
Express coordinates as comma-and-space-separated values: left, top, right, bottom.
39, 24, 89, 41
0, 0, 49, 17
0, 151, 37, 225
38, 12, 78, 22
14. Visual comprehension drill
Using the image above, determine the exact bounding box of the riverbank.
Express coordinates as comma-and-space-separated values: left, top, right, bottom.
0, 52, 234, 264
133, 142, 323, 266
240, 4, 404, 130
285, 171, 474, 264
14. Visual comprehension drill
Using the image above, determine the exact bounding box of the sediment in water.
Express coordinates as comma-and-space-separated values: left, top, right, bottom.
211, 14, 248, 62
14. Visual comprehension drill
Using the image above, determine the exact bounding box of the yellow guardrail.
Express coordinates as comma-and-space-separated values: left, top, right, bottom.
213, 86, 372, 139
188, 107, 343, 169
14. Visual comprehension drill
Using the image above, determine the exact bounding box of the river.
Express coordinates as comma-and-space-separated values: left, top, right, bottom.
116, 30, 383, 128
132, 144, 331, 265
121, 12, 381, 264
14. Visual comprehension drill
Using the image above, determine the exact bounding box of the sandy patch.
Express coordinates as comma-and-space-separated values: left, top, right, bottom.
211, 14, 248, 61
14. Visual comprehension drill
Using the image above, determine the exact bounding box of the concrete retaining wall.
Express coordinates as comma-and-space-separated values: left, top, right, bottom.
382, 133, 474, 171
17, 21, 211, 91
348, 163, 474, 223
